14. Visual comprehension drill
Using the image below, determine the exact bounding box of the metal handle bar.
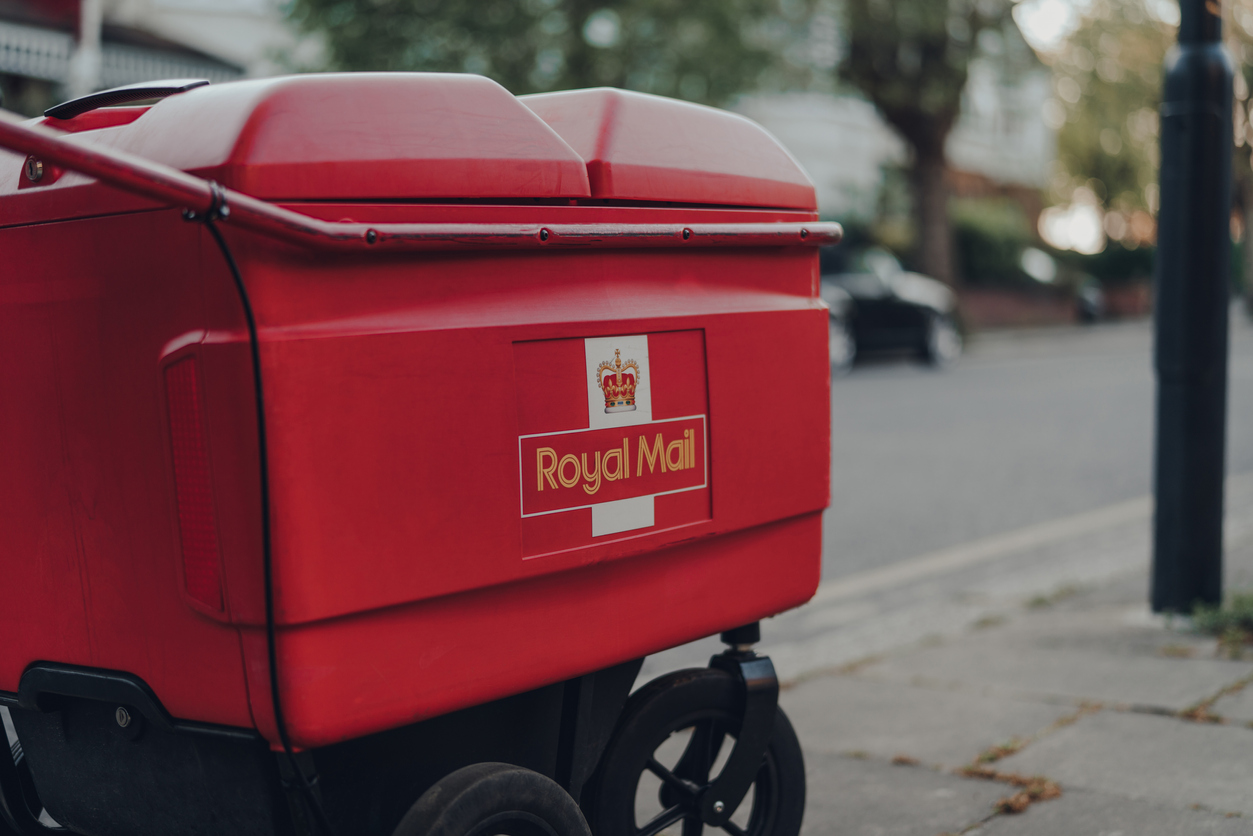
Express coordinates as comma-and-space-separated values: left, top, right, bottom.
0, 109, 842, 252
44, 79, 211, 120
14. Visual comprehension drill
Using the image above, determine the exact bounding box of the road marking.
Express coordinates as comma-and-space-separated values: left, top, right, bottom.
812, 471, 1253, 606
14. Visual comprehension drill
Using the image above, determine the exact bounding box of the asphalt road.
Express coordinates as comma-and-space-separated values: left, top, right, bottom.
823, 310, 1253, 581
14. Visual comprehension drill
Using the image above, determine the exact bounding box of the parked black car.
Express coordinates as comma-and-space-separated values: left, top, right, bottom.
1075, 276, 1106, 323
820, 247, 962, 372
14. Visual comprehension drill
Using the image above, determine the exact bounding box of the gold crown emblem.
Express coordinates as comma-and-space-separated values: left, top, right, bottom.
596, 349, 639, 413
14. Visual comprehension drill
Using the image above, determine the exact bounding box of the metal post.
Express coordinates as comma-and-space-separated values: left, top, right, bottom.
1151, 0, 1233, 612
66, 0, 103, 101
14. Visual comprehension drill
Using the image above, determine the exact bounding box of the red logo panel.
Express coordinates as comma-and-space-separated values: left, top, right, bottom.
513, 330, 710, 557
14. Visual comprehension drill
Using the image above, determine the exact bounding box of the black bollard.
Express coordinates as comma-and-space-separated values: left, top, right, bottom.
1151, 0, 1233, 612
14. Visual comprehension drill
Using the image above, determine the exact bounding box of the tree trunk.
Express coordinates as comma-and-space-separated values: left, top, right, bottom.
910, 148, 955, 286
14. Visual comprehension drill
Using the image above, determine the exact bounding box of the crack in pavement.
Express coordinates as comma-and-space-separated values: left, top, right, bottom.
1177, 673, 1253, 725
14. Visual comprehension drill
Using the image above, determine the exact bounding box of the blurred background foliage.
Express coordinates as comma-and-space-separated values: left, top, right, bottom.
1047, 0, 1170, 220
951, 197, 1034, 286
1073, 240, 1156, 285
287, 0, 831, 105
1229, 0, 1253, 301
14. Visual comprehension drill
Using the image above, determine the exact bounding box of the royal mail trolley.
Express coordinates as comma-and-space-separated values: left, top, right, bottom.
0, 74, 839, 836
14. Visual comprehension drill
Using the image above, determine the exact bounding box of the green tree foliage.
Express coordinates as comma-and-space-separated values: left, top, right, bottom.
1046, 0, 1172, 223
951, 197, 1033, 286
1045, 0, 1250, 290
286, 0, 822, 105
839, 0, 1016, 285
1227, 0, 1253, 299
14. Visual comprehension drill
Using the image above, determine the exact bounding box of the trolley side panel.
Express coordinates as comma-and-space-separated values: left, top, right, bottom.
0, 212, 256, 728
272, 512, 821, 748
231, 240, 827, 626
208, 217, 828, 747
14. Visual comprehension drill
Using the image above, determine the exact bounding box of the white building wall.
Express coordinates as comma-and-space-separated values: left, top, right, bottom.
0, 20, 75, 83
947, 57, 1054, 189
0, 13, 241, 90
735, 67, 1055, 220
104, 0, 322, 77
733, 93, 906, 222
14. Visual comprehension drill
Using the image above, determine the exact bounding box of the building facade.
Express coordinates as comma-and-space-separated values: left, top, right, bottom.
0, 0, 316, 116
734, 24, 1055, 226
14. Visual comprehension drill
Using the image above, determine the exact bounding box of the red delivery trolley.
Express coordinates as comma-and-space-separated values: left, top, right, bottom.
0, 74, 838, 836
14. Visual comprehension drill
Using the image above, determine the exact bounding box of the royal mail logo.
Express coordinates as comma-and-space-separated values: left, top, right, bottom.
519, 416, 707, 531
584, 335, 652, 431
596, 349, 639, 413
517, 334, 707, 539
535, 427, 696, 494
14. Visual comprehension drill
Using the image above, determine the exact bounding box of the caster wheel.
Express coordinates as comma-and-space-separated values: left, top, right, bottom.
393, 762, 591, 836
583, 668, 805, 836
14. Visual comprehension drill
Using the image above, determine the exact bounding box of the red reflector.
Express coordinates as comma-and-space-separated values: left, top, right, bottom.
165, 357, 224, 611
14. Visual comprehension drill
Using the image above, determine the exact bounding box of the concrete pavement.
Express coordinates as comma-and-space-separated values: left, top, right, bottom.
643, 470, 1253, 833
787, 569, 1253, 833
788, 473, 1253, 834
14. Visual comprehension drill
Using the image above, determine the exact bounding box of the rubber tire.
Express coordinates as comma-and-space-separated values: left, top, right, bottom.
583, 668, 805, 836
393, 763, 592, 836
828, 316, 856, 378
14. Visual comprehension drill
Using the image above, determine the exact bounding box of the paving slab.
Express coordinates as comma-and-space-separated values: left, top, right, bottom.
1001, 602, 1218, 658
856, 607, 1253, 710
993, 710, 1253, 816
802, 752, 1004, 836
783, 675, 1074, 769
1228, 531, 1253, 589
972, 787, 1252, 835
1211, 684, 1253, 725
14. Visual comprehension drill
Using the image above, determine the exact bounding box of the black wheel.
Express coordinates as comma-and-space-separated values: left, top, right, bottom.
583, 668, 805, 836
921, 313, 962, 367
828, 316, 856, 377
393, 762, 592, 836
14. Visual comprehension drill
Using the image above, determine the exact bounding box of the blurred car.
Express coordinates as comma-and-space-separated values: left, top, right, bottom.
824, 283, 857, 376
819, 247, 962, 371
1075, 277, 1106, 323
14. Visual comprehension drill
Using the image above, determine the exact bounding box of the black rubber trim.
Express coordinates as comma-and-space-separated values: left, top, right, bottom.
16, 663, 259, 742
45, 79, 209, 120
202, 218, 337, 836
0, 691, 17, 708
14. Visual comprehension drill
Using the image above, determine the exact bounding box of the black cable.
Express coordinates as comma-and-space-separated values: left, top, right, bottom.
202, 215, 338, 836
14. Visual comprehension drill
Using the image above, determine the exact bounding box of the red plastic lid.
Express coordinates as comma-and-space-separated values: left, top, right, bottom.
91, 73, 592, 201
522, 88, 816, 210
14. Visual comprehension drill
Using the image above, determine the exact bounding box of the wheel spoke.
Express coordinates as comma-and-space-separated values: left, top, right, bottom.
673, 720, 725, 785
637, 804, 687, 836
681, 815, 704, 836
647, 757, 698, 799
720, 820, 747, 836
